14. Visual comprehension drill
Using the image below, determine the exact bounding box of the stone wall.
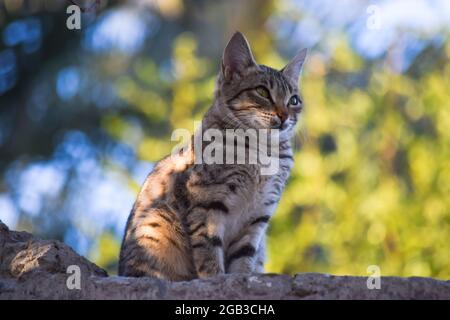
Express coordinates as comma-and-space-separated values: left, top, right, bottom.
1, 221, 449, 299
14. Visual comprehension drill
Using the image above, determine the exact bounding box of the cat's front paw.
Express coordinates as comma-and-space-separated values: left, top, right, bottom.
196, 262, 225, 279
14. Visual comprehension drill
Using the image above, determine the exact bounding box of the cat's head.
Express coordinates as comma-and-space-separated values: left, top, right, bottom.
215, 32, 307, 138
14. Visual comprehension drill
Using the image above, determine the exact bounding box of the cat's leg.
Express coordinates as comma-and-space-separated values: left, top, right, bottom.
186, 164, 257, 278
187, 205, 227, 278
254, 234, 266, 273
119, 204, 195, 281
226, 215, 269, 273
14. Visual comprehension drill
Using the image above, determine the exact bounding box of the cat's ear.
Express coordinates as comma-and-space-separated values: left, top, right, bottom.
221, 32, 257, 80
281, 48, 308, 83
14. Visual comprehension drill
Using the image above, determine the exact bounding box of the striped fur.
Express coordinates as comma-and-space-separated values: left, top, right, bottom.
118, 32, 307, 280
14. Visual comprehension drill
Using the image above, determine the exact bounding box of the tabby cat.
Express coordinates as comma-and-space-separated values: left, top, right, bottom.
118, 32, 307, 280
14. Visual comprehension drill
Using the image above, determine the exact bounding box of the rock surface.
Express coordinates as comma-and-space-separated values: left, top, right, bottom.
1, 221, 449, 299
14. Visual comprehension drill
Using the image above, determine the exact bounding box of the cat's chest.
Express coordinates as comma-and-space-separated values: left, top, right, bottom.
255, 169, 290, 210
220, 159, 293, 244
253, 159, 294, 215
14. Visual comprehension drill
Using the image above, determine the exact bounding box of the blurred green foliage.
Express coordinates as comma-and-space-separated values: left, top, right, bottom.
269, 41, 450, 278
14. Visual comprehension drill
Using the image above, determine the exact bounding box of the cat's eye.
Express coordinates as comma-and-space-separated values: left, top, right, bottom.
289, 95, 301, 106
256, 86, 270, 99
